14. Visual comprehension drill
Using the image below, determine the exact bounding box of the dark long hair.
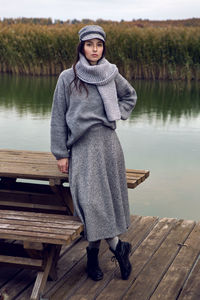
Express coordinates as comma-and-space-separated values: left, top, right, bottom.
70, 40, 106, 95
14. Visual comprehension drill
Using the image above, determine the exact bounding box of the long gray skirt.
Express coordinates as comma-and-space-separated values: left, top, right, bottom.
69, 124, 130, 242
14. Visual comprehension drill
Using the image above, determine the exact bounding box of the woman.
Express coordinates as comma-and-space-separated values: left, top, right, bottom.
51, 25, 137, 281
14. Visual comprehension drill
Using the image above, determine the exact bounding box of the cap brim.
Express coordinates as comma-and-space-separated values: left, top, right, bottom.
81, 33, 105, 42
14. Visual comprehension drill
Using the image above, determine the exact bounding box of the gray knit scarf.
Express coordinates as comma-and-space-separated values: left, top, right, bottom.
76, 53, 121, 121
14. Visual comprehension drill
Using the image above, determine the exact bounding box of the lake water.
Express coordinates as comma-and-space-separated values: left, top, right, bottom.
0, 74, 200, 221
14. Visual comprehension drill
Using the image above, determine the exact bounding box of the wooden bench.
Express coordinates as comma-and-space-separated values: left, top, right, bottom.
0, 149, 149, 190
0, 149, 149, 299
0, 149, 149, 217
0, 209, 83, 300
126, 169, 149, 188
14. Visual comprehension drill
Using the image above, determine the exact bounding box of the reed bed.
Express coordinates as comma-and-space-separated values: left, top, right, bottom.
0, 23, 199, 80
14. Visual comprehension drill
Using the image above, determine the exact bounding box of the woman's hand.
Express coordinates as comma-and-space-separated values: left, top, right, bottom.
57, 158, 69, 173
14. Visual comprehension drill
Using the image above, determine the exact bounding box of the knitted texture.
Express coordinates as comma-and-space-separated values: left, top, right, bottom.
76, 54, 121, 121
51, 68, 137, 160
69, 124, 130, 242
79, 25, 106, 42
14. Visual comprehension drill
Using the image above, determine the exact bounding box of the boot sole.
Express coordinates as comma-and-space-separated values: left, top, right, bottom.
86, 268, 104, 281
87, 272, 104, 281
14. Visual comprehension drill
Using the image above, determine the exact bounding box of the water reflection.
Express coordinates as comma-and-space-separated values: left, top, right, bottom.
132, 80, 200, 122
0, 74, 200, 122
0, 74, 56, 116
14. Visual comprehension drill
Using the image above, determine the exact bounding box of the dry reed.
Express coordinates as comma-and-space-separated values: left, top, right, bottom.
0, 23, 199, 80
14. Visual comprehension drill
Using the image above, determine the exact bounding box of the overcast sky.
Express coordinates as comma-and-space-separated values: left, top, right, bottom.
0, 0, 200, 21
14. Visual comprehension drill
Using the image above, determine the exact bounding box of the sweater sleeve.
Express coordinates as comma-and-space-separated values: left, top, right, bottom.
50, 73, 70, 159
115, 73, 137, 120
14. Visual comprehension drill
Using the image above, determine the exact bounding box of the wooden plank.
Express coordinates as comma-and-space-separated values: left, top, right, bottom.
127, 177, 142, 184
126, 174, 145, 180
178, 260, 200, 300
0, 214, 82, 229
0, 200, 67, 212
176, 223, 200, 300
0, 213, 79, 224
0, 149, 62, 182
0, 255, 43, 268
127, 180, 138, 188
127, 179, 142, 185
48, 216, 159, 300
0, 157, 56, 164
95, 217, 176, 300
122, 219, 195, 300
0, 223, 80, 235
0, 216, 83, 232
126, 173, 145, 178
0, 226, 75, 241
0, 150, 65, 180
0, 149, 53, 155
0, 154, 53, 164
0, 218, 82, 231
0, 209, 81, 221
0, 216, 80, 227
0, 229, 73, 245
126, 169, 150, 177
0, 161, 67, 180
150, 221, 200, 299
0, 149, 53, 161
0, 223, 82, 237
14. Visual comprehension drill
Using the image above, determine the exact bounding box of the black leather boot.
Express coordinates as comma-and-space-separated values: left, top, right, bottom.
110, 239, 132, 280
86, 247, 104, 281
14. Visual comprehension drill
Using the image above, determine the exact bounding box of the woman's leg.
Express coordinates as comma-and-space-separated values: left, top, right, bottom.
86, 240, 103, 281
105, 237, 119, 250
106, 237, 132, 280
88, 240, 101, 249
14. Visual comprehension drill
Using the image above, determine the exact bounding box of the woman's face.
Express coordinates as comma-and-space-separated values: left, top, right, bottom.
83, 38, 104, 65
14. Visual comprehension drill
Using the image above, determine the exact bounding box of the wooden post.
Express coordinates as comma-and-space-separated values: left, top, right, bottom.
30, 246, 56, 300
49, 179, 73, 215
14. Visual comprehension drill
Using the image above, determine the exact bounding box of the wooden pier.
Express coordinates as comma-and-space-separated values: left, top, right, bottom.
1, 214, 200, 300
0, 149, 150, 299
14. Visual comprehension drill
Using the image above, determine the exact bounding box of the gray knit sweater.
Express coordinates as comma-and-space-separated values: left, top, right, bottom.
51, 68, 137, 159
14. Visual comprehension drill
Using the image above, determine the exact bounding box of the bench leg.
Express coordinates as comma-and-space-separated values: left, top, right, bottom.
49, 181, 74, 215
48, 245, 61, 281
30, 246, 56, 300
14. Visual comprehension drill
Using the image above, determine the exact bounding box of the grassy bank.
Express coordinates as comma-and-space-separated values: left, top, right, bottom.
0, 23, 200, 80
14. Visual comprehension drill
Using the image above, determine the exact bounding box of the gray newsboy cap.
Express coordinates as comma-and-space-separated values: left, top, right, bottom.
78, 25, 106, 42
